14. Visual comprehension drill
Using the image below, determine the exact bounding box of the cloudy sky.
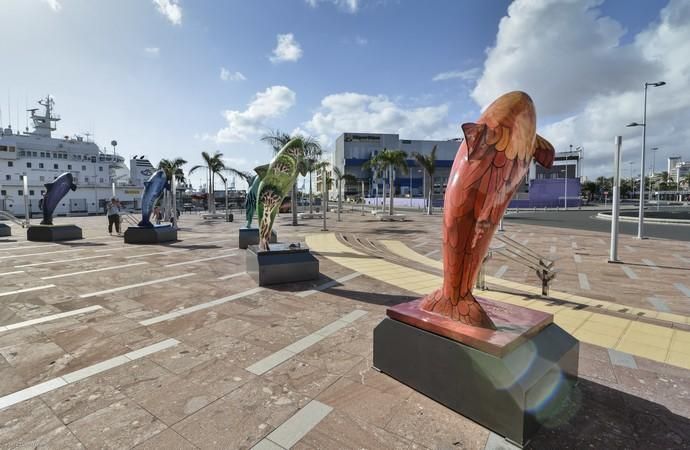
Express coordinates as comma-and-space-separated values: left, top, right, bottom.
3, 0, 687, 189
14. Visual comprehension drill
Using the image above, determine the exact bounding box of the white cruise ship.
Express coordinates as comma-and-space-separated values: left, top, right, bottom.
0, 97, 154, 218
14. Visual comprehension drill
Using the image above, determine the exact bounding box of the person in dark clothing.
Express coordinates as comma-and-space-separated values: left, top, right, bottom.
106, 197, 122, 235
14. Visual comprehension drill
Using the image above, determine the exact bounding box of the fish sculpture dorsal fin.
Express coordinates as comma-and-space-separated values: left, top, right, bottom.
533, 134, 555, 169
254, 164, 269, 180
461, 123, 487, 156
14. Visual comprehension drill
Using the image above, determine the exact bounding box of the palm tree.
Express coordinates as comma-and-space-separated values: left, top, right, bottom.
303, 158, 329, 214
413, 145, 437, 214
363, 153, 386, 212
157, 158, 187, 221
261, 130, 322, 225
189, 151, 224, 213
216, 167, 252, 219
332, 167, 357, 221
367, 149, 408, 215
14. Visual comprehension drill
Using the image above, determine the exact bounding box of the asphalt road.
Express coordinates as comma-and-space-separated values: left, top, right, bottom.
504, 209, 690, 242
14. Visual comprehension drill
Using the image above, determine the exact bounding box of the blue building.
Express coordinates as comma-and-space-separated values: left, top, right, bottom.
333, 132, 461, 200
333, 132, 581, 207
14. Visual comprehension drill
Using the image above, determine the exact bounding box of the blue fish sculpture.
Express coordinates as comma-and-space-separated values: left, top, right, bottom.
39, 172, 77, 225
138, 170, 169, 227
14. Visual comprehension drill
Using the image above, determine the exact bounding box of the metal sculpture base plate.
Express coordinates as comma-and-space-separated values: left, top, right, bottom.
246, 243, 319, 286
239, 227, 277, 249
27, 224, 82, 242
373, 300, 579, 447
124, 225, 177, 244
0, 223, 10, 237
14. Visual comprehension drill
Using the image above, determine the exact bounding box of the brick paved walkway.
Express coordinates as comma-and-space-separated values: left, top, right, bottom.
0, 210, 687, 448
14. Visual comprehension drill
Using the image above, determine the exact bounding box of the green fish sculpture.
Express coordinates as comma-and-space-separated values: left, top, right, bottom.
245, 165, 269, 228
257, 138, 305, 250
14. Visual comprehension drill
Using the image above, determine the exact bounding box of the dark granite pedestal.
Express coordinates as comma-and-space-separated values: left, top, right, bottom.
0, 223, 10, 237
373, 299, 579, 448
239, 227, 277, 249
246, 243, 319, 286
27, 224, 82, 241
124, 225, 177, 244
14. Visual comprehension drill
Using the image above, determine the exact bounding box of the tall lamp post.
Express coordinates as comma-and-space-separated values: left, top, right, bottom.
626, 80, 666, 239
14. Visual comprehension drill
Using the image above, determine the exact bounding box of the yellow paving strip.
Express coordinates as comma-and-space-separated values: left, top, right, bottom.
308, 233, 690, 370
379, 240, 690, 326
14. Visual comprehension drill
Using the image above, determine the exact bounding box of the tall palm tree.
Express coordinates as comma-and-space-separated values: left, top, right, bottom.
303, 158, 329, 214
363, 152, 387, 212
189, 151, 224, 213
413, 145, 437, 215
158, 158, 187, 184
332, 167, 357, 221
261, 130, 322, 225
368, 149, 408, 215
157, 158, 187, 221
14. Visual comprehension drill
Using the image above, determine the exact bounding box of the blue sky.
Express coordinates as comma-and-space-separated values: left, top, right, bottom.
3, 0, 687, 189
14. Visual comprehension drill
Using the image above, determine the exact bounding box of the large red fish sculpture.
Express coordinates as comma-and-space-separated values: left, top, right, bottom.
420, 91, 555, 329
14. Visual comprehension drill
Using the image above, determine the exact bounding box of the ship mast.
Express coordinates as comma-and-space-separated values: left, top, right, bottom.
29, 96, 60, 137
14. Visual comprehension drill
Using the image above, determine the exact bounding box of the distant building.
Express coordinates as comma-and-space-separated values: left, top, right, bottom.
332, 132, 461, 199
668, 156, 682, 176
331, 132, 581, 207
668, 157, 689, 182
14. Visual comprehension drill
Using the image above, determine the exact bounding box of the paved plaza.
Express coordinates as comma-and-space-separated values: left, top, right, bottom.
0, 210, 689, 449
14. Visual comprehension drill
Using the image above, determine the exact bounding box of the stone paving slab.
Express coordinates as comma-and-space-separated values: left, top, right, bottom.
0, 212, 688, 448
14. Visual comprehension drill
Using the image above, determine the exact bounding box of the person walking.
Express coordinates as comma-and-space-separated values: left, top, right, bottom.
106, 197, 122, 235
153, 206, 162, 225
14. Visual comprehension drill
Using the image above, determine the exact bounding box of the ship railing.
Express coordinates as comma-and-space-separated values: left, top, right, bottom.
0, 211, 28, 228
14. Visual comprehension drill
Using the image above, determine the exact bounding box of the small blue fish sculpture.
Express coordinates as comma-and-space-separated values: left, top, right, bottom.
138, 170, 169, 227
39, 172, 77, 225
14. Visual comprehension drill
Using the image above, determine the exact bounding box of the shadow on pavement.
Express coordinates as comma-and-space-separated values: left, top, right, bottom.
528, 377, 689, 448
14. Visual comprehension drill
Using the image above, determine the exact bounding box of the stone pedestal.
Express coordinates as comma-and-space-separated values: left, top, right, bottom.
373, 299, 579, 448
239, 227, 277, 249
124, 225, 177, 244
246, 243, 319, 286
27, 224, 82, 242
0, 223, 10, 237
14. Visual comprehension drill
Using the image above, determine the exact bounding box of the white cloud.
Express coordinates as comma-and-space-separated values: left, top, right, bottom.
433, 68, 480, 82
213, 86, 297, 143
270, 34, 303, 63
306, 0, 360, 13
471, 0, 690, 177
144, 47, 160, 56
153, 0, 182, 25
43, 0, 61, 12
220, 68, 246, 82
303, 92, 455, 147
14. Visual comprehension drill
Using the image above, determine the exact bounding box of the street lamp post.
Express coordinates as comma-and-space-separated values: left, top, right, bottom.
626, 80, 666, 239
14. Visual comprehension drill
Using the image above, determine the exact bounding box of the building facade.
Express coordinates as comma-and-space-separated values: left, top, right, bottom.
333, 132, 461, 200
332, 132, 582, 207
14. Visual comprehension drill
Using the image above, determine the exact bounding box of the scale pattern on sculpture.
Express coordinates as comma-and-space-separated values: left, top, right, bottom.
256, 138, 304, 250
420, 91, 555, 329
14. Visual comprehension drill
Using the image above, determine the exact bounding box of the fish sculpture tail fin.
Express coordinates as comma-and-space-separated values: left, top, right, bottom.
533, 134, 555, 168
420, 289, 496, 329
